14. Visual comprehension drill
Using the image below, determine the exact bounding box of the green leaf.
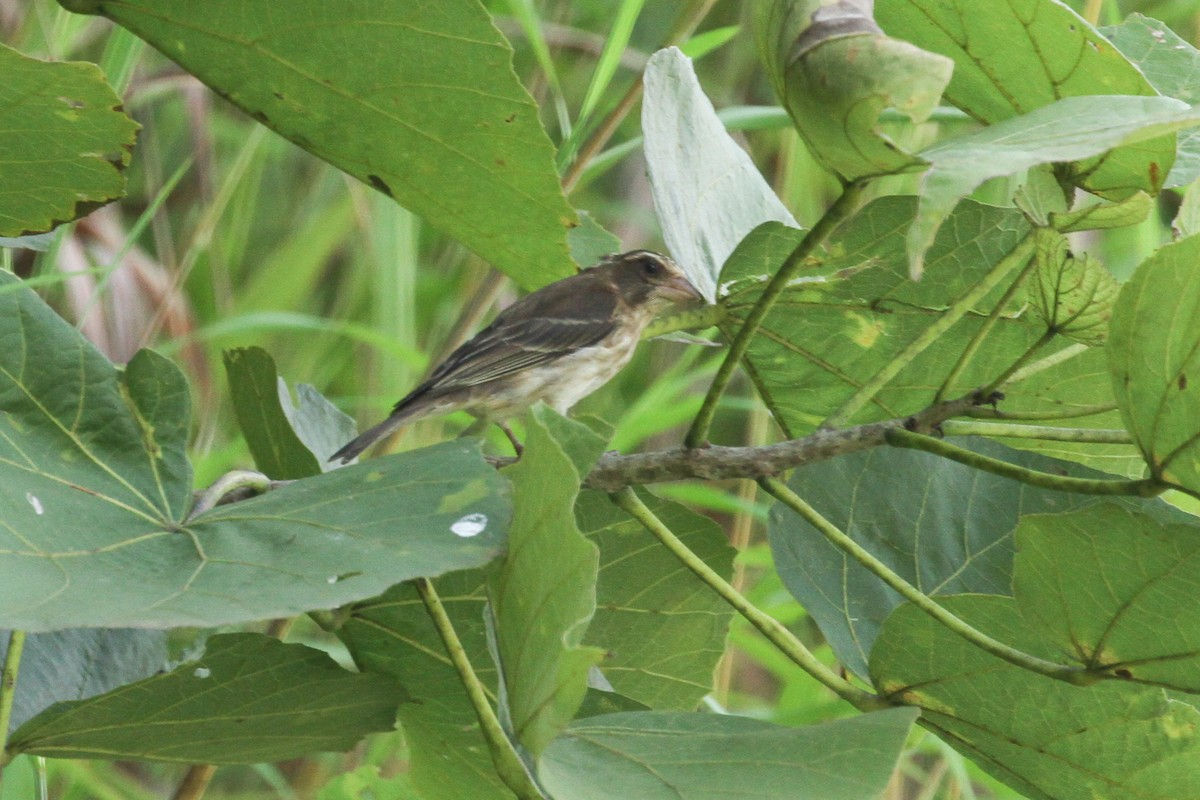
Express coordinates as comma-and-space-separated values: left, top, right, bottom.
2, 629, 167, 734
0, 43, 138, 237
8, 633, 398, 763
1049, 191, 1154, 233
871, 596, 1200, 800
769, 438, 1170, 678
756, 0, 951, 181
642, 47, 799, 303
61, 0, 576, 290
224, 347, 321, 479
1027, 231, 1118, 346
1103, 14, 1200, 187
342, 573, 511, 800
538, 708, 919, 800
487, 407, 605, 757
576, 489, 735, 710
567, 211, 621, 270
911, 95, 1200, 275
1016, 503, 1200, 691
876, 0, 1172, 200
1109, 234, 1200, 494
718, 197, 1034, 436
0, 272, 509, 630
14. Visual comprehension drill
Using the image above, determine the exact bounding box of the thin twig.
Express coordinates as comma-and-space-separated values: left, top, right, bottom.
0, 630, 27, 778
940, 420, 1133, 444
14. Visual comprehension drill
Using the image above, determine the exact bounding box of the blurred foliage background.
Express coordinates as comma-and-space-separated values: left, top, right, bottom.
3, 0, 1199, 797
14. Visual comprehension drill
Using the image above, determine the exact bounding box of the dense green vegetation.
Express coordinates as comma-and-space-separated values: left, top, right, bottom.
4, 1, 1200, 798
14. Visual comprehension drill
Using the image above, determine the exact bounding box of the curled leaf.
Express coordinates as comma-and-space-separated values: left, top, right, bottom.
1029, 231, 1118, 346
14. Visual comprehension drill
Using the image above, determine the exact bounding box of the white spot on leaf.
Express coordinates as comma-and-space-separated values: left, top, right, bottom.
26, 493, 43, 516
193, 667, 211, 679
451, 513, 488, 538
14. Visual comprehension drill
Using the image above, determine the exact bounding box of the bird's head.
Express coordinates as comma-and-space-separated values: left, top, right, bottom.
603, 250, 703, 311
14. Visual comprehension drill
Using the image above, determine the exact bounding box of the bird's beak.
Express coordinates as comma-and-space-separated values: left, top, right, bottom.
660, 271, 705, 305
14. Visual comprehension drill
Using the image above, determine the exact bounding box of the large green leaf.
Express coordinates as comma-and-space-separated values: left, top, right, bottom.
1109, 234, 1200, 495
59, 0, 576, 290
0, 44, 138, 237
876, 0, 1174, 200
769, 438, 1172, 678
538, 708, 919, 800
2, 629, 166, 734
642, 47, 798, 303
1016, 503, 1200, 692
8, 634, 398, 763
718, 197, 1034, 436
1103, 14, 1200, 188
487, 407, 605, 757
871, 596, 1200, 800
576, 489, 735, 710
342, 572, 511, 800
756, 0, 951, 181
0, 272, 509, 630
910, 95, 1200, 274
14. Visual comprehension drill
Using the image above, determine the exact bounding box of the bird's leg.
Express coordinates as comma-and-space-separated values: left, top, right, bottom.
496, 421, 524, 457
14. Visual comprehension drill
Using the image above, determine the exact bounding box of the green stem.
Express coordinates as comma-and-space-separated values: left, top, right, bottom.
823, 231, 1038, 429
643, 303, 724, 340
414, 578, 543, 800
609, 487, 887, 711
0, 630, 26, 776
189, 470, 271, 518
686, 179, 869, 447
759, 478, 1097, 685
940, 420, 1133, 444
934, 238, 1041, 403
885, 428, 1163, 496
967, 402, 1118, 421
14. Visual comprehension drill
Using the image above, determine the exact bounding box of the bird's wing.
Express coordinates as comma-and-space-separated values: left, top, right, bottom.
423, 314, 617, 390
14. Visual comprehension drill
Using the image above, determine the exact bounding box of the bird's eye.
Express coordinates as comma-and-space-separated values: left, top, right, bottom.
640, 258, 660, 277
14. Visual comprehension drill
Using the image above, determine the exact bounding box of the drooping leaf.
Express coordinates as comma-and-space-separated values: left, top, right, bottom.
910, 95, 1200, 275
2, 628, 167, 734
0, 44, 138, 236
1027, 230, 1118, 346
642, 47, 799, 303
1103, 14, 1200, 187
1109, 234, 1200, 495
1049, 191, 1153, 233
756, 0, 951, 181
576, 489, 735, 710
8, 634, 398, 763
58, 0, 576, 290
1016, 503, 1200, 692
224, 346, 322, 478
876, 0, 1174, 200
0, 271, 509, 630
769, 437, 1174, 678
871, 596, 1200, 800
539, 708, 919, 800
487, 407, 605, 757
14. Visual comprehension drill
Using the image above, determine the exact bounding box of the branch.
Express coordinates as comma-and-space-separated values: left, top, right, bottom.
0, 631, 26, 778
939, 420, 1133, 444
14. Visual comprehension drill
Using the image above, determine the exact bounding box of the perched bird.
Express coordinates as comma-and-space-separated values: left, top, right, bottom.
330, 250, 702, 463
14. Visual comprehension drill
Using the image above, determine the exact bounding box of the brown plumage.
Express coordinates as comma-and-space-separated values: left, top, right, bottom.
330, 250, 702, 463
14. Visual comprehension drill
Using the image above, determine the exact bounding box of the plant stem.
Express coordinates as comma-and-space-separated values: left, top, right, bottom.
0, 630, 26, 778
967, 402, 1118, 421
686, 179, 868, 447
885, 428, 1163, 496
933, 237, 1041, 403
171, 765, 217, 800
414, 578, 543, 800
758, 477, 1098, 685
609, 487, 887, 711
823, 231, 1038, 429
189, 470, 271, 518
939, 420, 1133, 444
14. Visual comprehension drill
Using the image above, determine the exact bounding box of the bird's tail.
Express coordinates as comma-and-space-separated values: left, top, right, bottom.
328, 411, 411, 464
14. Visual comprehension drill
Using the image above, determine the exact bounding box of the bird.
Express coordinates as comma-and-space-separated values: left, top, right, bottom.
329, 250, 703, 463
